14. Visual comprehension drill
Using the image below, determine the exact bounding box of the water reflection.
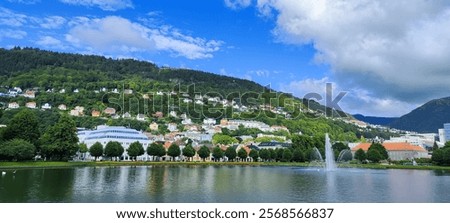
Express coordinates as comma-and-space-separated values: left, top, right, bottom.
1, 166, 450, 203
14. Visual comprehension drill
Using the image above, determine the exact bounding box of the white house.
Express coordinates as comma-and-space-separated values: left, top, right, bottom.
42, 103, 52, 110
25, 102, 36, 109
8, 102, 19, 109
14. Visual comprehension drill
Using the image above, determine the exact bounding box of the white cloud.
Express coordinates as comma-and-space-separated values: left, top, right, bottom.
65, 16, 223, 59
40, 16, 66, 29
259, 0, 450, 110
36, 36, 63, 48
7, 0, 40, 4
224, 0, 252, 10
281, 77, 417, 117
0, 29, 27, 40
0, 7, 28, 27
59, 0, 133, 11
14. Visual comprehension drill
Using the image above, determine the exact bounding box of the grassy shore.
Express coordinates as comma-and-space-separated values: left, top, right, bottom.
1, 160, 450, 171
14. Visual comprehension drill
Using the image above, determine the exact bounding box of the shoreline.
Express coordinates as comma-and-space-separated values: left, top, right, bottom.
1, 161, 450, 171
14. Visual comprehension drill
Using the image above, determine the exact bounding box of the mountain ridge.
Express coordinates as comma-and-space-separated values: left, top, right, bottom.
389, 96, 450, 133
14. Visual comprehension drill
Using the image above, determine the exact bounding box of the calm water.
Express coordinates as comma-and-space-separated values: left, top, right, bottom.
0, 165, 449, 203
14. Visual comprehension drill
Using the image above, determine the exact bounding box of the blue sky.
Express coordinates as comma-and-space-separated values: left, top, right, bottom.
2, 0, 450, 117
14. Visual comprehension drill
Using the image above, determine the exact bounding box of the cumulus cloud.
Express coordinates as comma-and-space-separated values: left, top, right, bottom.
59, 0, 133, 11
0, 29, 27, 40
259, 0, 450, 110
65, 16, 223, 59
0, 7, 28, 27
281, 77, 416, 117
40, 16, 66, 29
224, 0, 252, 10
36, 36, 63, 48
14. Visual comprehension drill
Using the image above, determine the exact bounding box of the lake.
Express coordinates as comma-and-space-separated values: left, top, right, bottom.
1, 165, 449, 202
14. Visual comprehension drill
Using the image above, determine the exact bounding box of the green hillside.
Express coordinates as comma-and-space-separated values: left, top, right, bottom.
0, 47, 397, 142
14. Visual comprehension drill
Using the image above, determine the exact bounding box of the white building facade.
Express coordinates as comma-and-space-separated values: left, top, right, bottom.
78, 125, 151, 161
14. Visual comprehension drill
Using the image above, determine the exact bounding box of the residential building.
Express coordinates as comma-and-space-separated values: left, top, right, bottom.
122, 112, 131, 119
203, 118, 216, 125
70, 109, 81, 116
78, 125, 151, 161
153, 112, 163, 118
91, 110, 101, 117
25, 101, 36, 109
124, 89, 133, 95
149, 122, 159, 131
41, 103, 51, 110
351, 142, 429, 161
168, 123, 178, 132
73, 89, 79, 93
169, 111, 178, 118
136, 114, 146, 121
23, 90, 35, 99
104, 107, 116, 115
181, 118, 192, 125
58, 104, 67, 111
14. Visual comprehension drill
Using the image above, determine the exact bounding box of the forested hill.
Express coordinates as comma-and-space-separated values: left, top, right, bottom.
0, 47, 267, 96
389, 97, 450, 133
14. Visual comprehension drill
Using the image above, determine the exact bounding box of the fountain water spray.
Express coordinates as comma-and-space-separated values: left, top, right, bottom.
325, 133, 336, 171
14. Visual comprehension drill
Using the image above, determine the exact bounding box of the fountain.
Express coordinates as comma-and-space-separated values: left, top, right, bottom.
324, 133, 336, 171
307, 133, 337, 171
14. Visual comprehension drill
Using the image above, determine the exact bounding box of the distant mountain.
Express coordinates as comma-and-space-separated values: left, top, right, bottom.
389, 97, 450, 133
353, 114, 398, 126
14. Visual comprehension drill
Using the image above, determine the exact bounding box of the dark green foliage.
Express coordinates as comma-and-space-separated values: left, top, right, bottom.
79, 143, 89, 153
104, 141, 124, 160
332, 142, 349, 152
182, 144, 195, 161
269, 149, 277, 161
147, 142, 166, 161
198, 145, 210, 161
212, 147, 224, 162
259, 149, 270, 161
225, 146, 237, 161
338, 150, 353, 162
89, 142, 104, 161
39, 115, 78, 160
432, 142, 450, 166
354, 149, 366, 162
167, 144, 181, 161
237, 148, 248, 161
292, 148, 304, 162
127, 141, 145, 161
249, 149, 259, 162
292, 135, 314, 151
282, 149, 293, 162
0, 139, 36, 161
367, 149, 382, 163
368, 143, 389, 160
3, 109, 40, 146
